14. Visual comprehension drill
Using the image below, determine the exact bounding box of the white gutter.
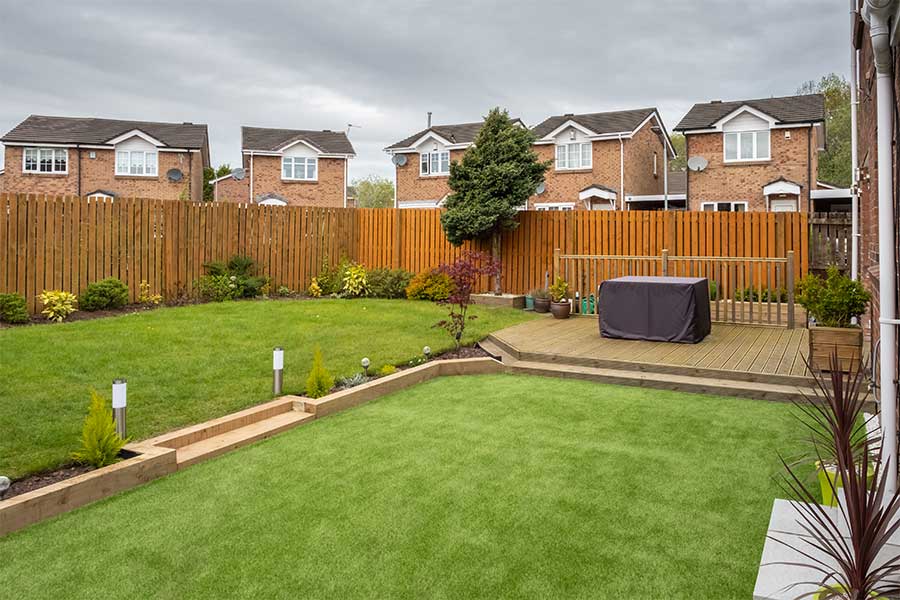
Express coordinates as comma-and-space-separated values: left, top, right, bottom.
343, 159, 348, 208
865, 0, 899, 499
851, 0, 861, 280
663, 149, 669, 211
618, 134, 625, 210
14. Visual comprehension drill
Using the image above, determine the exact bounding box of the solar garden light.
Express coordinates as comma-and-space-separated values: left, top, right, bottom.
423, 346, 432, 360
361, 357, 370, 376
112, 378, 127, 439
0, 475, 10, 499
273, 347, 284, 395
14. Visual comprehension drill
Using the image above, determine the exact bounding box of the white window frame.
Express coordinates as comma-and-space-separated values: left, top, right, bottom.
534, 202, 576, 211
700, 201, 749, 212
419, 150, 450, 176
23, 147, 68, 174
281, 156, 318, 181
115, 151, 158, 177
555, 142, 592, 171
723, 130, 770, 163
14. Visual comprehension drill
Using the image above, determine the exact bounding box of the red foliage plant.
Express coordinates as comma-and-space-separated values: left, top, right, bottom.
435, 251, 501, 349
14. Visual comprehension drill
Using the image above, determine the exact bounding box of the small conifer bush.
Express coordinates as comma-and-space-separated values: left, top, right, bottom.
71, 390, 129, 468
305, 347, 335, 398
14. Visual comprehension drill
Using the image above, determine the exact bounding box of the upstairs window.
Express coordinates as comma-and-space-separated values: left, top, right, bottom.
23, 148, 67, 174
724, 130, 770, 162
116, 151, 158, 176
282, 156, 317, 181
420, 151, 450, 176
555, 142, 591, 170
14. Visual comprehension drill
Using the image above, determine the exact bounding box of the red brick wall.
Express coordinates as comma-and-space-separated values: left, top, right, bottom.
685, 127, 815, 211
1, 146, 204, 200
395, 148, 465, 206
624, 120, 665, 196
215, 175, 250, 203
244, 154, 347, 207
529, 139, 621, 209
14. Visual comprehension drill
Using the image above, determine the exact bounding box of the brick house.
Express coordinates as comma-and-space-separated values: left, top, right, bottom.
232, 126, 355, 207
674, 94, 826, 212
385, 109, 675, 210
0, 115, 209, 200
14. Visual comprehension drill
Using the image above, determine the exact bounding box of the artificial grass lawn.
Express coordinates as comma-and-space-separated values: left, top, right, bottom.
0, 299, 534, 478
0, 375, 801, 599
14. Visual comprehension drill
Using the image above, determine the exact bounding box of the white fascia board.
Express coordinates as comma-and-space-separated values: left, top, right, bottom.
242, 149, 281, 156
400, 200, 442, 208
711, 105, 778, 131
408, 130, 454, 149
626, 194, 687, 202
682, 128, 718, 135
538, 119, 598, 142
810, 188, 852, 199
771, 122, 814, 129
579, 186, 617, 201
158, 148, 199, 153
3, 141, 78, 148
106, 129, 166, 146
631, 110, 678, 158
276, 138, 323, 154
387, 142, 470, 154
763, 180, 802, 196
210, 173, 235, 184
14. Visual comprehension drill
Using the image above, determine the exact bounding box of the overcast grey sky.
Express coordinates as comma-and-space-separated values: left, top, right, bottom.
0, 1, 847, 181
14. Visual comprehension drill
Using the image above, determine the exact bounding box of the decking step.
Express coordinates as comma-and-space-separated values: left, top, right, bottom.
507, 360, 818, 404
175, 410, 314, 468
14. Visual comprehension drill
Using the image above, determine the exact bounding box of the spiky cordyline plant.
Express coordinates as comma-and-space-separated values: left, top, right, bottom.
770, 352, 900, 599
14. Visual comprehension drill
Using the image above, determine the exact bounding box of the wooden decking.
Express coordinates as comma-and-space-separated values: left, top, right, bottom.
488, 316, 810, 382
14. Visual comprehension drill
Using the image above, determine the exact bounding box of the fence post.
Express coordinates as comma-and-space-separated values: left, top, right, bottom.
786, 250, 795, 329
661, 249, 669, 277
553, 248, 561, 283
392, 208, 402, 269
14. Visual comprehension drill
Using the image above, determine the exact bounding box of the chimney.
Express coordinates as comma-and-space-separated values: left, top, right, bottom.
427, 112, 432, 128
710, 100, 722, 104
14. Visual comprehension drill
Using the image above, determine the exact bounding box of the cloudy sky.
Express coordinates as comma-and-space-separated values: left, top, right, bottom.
0, 1, 848, 181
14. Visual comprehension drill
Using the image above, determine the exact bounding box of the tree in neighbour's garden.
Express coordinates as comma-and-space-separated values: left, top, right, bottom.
435, 251, 501, 350
797, 73, 851, 187
669, 133, 687, 172
441, 107, 550, 295
203, 164, 233, 202
353, 175, 394, 208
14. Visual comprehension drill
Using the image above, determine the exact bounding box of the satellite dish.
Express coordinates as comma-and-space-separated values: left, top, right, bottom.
687, 156, 708, 172
231, 168, 246, 181
392, 154, 408, 167
535, 182, 546, 195
167, 168, 184, 182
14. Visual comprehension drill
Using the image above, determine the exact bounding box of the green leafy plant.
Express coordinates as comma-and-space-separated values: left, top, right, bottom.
406, 269, 455, 301
796, 266, 871, 328
308, 278, 323, 298
337, 372, 368, 389
0, 293, 29, 324
531, 288, 550, 300
197, 274, 239, 302
708, 281, 718, 301
277, 285, 293, 297
79, 278, 130, 311
367, 268, 413, 299
314, 258, 349, 296
549, 277, 569, 303
200, 255, 269, 300
71, 390, 129, 468
341, 262, 369, 298
39, 290, 78, 322
378, 364, 398, 376
735, 287, 788, 303
305, 347, 335, 399
138, 280, 162, 306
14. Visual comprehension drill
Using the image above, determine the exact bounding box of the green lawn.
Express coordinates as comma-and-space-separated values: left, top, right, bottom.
0, 375, 799, 599
0, 299, 534, 479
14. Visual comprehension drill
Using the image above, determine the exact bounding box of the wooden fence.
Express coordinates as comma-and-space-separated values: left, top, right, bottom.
809, 212, 852, 272
0, 194, 808, 313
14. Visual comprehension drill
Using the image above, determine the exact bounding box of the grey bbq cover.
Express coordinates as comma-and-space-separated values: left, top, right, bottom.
598, 276, 711, 343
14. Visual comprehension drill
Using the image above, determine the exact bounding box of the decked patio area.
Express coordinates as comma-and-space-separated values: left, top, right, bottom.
484, 316, 816, 402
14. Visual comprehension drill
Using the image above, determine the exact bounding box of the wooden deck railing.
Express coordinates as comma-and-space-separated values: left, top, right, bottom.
554, 249, 797, 328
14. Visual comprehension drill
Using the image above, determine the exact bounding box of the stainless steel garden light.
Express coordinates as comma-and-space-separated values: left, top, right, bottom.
361, 357, 370, 376
273, 347, 284, 395
112, 379, 127, 439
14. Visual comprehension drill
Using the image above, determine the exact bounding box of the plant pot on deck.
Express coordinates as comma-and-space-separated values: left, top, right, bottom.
808, 325, 863, 373
550, 301, 571, 319
533, 297, 550, 313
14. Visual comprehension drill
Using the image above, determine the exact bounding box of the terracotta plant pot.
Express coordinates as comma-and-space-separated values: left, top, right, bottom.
808, 325, 863, 373
550, 301, 571, 319
533, 297, 551, 313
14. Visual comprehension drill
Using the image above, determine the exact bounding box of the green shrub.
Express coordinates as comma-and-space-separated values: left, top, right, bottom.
734, 287, 787, 303
314, 258, 350, 296
200, 255, 269, 299
796, 266, 871, 328
0, 293, 29, 324
368, 268, 413, 298
378, 364, 398, 376
406, 269, 454, 301
80, 278, 129, 311
531, 288, 550, 300
708, 281, 718, 301
138, 280, 163, 306
549, 276, 569, 302
277, 285, 293, 297
341, 262, 369, 298
71, 390, 129, 468
305, 347, 335, 398
39, 290, 78, 322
